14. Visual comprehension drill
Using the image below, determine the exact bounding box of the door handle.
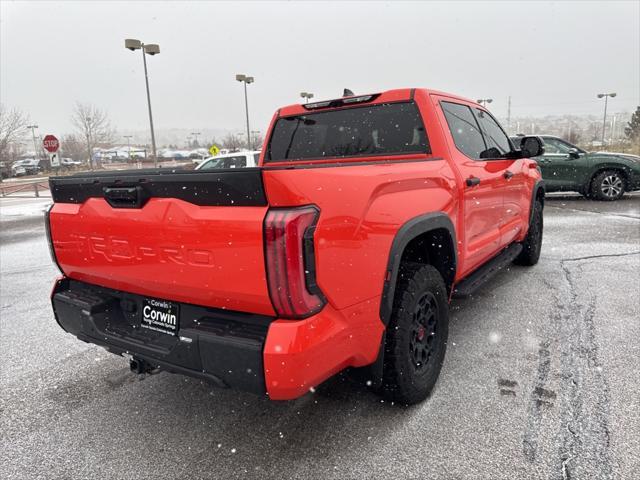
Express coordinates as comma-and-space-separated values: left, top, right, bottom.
504, 171, 514, 180
466, 177, 481, 187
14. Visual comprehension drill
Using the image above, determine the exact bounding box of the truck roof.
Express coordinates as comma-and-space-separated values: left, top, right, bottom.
278, 88, 478, 117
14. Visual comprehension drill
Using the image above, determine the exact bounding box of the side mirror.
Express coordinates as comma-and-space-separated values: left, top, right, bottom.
520, 136, 544, 158
568, 148, 580, 159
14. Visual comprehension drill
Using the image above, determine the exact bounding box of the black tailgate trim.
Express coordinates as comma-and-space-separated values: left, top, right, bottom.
49, 168, 267, 206
52, 278, 273, 394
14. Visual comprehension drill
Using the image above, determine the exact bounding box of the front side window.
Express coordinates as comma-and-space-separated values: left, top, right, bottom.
441, 101, 487, 160
474, 109, 512, 158
543, 137, 573, 154
266, 102, 429, 162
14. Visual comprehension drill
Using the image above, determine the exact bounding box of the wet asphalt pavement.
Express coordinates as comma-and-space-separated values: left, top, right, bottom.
1, 193, 639, 479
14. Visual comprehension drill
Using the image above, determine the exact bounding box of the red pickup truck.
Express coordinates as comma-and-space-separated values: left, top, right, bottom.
47, 88, 545, 405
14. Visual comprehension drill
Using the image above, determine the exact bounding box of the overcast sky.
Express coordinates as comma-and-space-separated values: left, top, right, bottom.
2, 0, 639, 141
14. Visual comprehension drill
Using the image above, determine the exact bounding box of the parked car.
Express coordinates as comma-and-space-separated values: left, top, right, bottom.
60, 157, 83, 166
195, 151, 261, 170
11, 158, 43, 177
47, 88, 544, 405
511, 135, 640, 200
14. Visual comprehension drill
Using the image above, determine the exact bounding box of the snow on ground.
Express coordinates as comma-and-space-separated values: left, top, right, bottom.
0, 196, 52, 219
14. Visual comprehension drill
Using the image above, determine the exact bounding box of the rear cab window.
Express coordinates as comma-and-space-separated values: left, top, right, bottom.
265, 102, 430, 163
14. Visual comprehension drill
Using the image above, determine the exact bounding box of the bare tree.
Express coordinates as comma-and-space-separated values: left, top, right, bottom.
222, 133, 243, 152
61, 134, 86, 161
204, 137, 219, 149
0, 104, 29, 161
250, 133, 264, 150
563, 125, 583, 145
71, 102, 114, 168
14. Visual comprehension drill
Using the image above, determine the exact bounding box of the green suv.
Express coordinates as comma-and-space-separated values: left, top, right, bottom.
511, 135, 640, 200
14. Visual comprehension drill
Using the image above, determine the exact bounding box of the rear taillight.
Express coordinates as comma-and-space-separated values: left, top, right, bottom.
44, 203, 63, 274
264, 205, 326, 319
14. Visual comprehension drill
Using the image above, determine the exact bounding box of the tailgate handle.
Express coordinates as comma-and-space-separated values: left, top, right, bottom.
103, 186, 148, 208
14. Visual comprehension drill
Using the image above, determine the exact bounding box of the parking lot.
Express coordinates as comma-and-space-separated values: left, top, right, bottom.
1, 193, 639, 479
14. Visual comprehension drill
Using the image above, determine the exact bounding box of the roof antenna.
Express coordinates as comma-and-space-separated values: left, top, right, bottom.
343, 88, 354, 97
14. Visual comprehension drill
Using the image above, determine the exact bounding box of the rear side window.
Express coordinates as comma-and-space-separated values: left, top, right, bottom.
265, 102, 429, 162
441, 101, 487, 160
227, 156, 247, 168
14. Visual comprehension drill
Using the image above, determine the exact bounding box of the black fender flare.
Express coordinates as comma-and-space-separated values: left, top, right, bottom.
530, 180, 546, 224
379, 212, 457, 325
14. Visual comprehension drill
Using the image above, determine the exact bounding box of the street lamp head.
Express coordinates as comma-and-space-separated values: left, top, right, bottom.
125, 39, 142, 51
236, 74, 246, 82
486, 98, 493, 103
610, 93, 617, 98
245, 76, 254, 84
144, 44, 160, 55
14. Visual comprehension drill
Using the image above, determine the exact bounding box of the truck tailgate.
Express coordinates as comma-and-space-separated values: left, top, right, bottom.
48, 169, 275, 316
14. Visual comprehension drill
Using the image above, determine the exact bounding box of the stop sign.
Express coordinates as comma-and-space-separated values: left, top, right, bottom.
43, 135, 59, 153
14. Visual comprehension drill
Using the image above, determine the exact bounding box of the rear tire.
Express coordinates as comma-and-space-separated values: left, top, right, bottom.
590, 170, 625, 201
381, 264, 449, 405
514, 199, 543, 266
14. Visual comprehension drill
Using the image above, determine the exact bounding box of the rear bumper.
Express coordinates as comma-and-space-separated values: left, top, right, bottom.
51, 278, 385, 400
51, 278, 272, 394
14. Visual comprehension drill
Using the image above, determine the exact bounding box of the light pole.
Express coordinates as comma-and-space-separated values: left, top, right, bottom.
597, 92, 617, 147
236, 74, 254, 151
190, 132, 201, 148
26, 125, 39, 159
300, 92, 314, 104
477, 98, 493, 106
125, 38, 160, 167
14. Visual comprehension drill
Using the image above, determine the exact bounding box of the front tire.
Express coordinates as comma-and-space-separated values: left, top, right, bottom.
514, 199, 543, 266
590, 170, 626, 201
381, 264, 449, 405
